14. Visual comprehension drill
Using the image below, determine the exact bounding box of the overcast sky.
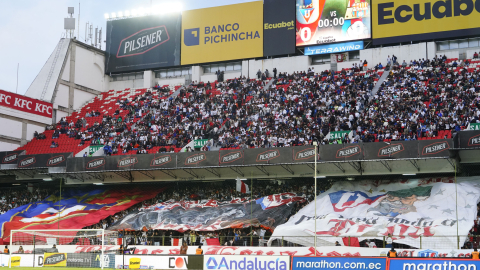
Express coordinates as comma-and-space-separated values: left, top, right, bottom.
0, 0, 255, 95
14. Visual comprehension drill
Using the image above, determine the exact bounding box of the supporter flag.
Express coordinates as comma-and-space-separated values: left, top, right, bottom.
269, 177, 480, 249
109, 193, 305, 232
236, 178, 250, 194
0, 186, 165, 242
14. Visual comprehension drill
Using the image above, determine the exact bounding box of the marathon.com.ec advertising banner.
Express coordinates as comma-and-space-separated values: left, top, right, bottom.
292, 257, 386, 270
105, 14, 181, 74
181, 1, 263, 65
264, 0, 296, 56
373, 0, 480, 45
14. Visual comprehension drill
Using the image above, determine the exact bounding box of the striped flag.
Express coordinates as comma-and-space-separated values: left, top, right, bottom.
236, 178, 250, 193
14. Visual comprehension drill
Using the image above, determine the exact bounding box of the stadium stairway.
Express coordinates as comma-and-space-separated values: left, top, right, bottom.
263, 78, 276, 91
169, 85, 184, 99
370, 69, 389, 96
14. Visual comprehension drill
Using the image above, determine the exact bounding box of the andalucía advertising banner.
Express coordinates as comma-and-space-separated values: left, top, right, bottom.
105, 14, 181, 73
304, 40, 363, 55
296, 0, 371, 46
270, 177, 480, 249
389, 259, 480, 270
204, 255, 290, 270
181, 1, 263, 65
292, 257, 387, 270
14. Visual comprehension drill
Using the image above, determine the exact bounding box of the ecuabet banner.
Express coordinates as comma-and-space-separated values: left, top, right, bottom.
181, 1, 263, 65
270, 177, 480, 248
373, 0, 480, 44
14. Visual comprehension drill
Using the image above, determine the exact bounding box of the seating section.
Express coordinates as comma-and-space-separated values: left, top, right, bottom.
16, 55, 477, 155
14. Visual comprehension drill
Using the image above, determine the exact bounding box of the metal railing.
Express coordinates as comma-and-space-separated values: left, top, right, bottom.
116, 235, 477, 249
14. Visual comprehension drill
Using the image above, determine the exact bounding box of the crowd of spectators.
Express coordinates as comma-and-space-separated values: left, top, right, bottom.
27, 54, 480, 154
82, 179, 332, 247
0, 187, 55, 215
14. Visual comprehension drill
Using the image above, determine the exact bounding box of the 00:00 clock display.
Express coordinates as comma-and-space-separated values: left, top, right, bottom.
318, 17, 345, 28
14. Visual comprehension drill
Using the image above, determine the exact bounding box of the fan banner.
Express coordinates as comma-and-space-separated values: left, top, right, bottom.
109, 193, 305, 232
0, 187, 165, 242
269, 177, 480, 248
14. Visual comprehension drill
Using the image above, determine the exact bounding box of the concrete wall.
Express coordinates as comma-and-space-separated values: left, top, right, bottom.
360, 43, 428, 68
0, 141, 20, 151
108, 79, 145, 90
73, 89, 96, 109
55, 84, 70, 108
74, 46, 105, 91
0, 118, 22, 138
157, 77, 186, 86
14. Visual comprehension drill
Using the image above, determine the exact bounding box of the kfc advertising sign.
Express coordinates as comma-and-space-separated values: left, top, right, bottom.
0, 89, 53, 118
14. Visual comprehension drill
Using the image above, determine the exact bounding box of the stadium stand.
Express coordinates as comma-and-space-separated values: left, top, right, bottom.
14, 55, 477, 156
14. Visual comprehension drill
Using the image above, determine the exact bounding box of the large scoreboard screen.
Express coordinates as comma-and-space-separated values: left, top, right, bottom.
296, 0, 371, 46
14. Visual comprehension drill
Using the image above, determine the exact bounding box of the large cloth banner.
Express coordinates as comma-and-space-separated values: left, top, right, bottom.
269, 177, 480, 248
109, 193, 305, 232
0, 187, 165, 242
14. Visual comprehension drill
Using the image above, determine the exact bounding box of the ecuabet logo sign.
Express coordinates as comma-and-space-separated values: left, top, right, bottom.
373, 0, 480, 44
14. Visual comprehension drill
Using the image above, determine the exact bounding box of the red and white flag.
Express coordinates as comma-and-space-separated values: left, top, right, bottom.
236, 178, 250, 193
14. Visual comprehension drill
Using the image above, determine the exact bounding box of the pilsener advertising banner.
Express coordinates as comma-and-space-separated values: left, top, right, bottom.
105, 14, 181, 73
373, 0, 480, 45
264, 0, 296, 56
44, 253, 67, 267
181, 1, 263, 65
296, 0, 371, 46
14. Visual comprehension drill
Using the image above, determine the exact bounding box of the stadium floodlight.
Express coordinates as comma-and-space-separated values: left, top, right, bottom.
94, 183, 104, 185
138, 7, 145, 16
117, 11, 123, 17
125, 10, 131, 17
315, 176, 326, 178
111, 12, 116, 18
132, 9, 138, 16
403, 173, 416, 176
43, 177, 52, 181
104, 13, 109, 19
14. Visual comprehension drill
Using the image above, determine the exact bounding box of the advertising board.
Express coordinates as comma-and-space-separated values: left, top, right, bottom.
292, 257, 387, 270
389, 259, 480, 270
105, 14, 181, 73
304, 41, 363, 55
116, 255, 202, 270
264, 0, 296, 56
372, 0, 480, 45
296, 0, 371, 46
181, 1, 263, 65
0, 89, 53, 118
204, 255, 290, 270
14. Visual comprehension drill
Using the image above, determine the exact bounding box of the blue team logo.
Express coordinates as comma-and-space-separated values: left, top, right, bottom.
184, 28, 200, 46
206, 257, 217, 270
